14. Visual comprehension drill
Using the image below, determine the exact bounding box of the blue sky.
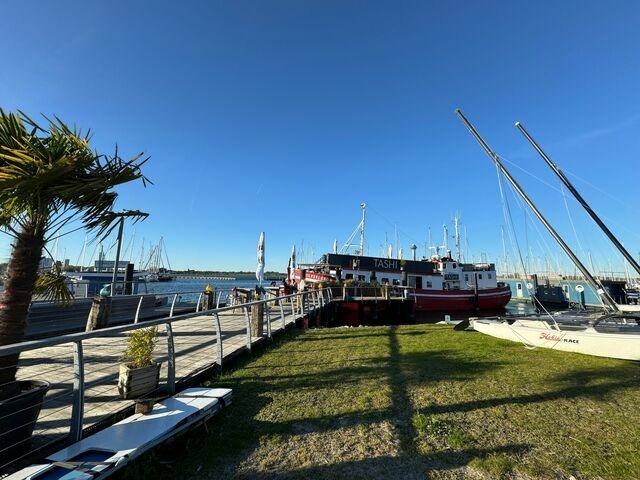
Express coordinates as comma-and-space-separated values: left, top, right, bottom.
2, 1, 640, 275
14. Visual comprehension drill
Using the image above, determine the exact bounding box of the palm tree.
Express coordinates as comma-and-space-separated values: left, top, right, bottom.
0, 109, 150, 399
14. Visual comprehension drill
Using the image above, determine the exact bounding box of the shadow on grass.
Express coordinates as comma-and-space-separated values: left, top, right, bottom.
424, 367, 640, 417
118, 327, 508, 478
115, 325, 637, 479
222, 443, 531, 480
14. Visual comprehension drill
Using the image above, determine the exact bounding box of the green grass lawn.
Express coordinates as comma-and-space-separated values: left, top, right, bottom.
120, 324, 640, 480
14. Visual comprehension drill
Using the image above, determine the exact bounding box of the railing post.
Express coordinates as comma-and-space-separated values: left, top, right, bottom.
195, 292, 204, 313
169, 294, 178, 317
165, 323, 176, 394
290, 295, 296, 320
134, 295, 144, 324
213, 312, 223, 368
69, 340, 85, 442
216, 291, 223, 309
280, 301, 286, 330
243, 304, 252, 352
265, 300, 272, 339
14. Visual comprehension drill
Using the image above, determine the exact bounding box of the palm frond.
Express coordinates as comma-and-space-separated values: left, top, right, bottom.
0, 109, 151, 244
33, 263, 74, 305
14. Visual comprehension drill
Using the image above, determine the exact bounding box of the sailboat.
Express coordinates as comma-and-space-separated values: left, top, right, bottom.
515, 122, 640, 314
456, 109, 640, 361
139, 237, 174, 282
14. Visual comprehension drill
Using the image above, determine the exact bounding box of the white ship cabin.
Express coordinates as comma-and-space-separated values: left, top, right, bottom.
322, 253, 498, 291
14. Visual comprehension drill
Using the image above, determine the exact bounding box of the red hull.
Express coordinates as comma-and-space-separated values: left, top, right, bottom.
411, 285, 511, 312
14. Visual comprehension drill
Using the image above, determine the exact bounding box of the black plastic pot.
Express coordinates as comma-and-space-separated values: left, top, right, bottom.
0, 380, 49, 466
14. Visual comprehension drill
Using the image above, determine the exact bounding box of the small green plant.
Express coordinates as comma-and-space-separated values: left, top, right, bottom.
412, 412, 448, 439
447, 427, 472, 449
121, 326, 158, 369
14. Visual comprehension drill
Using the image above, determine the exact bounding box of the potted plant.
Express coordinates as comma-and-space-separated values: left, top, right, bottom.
0, 109, 149, 464
118, 326, 161, 399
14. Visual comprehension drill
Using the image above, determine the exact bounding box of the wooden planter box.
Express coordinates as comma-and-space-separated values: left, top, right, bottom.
118, 363, 160, 399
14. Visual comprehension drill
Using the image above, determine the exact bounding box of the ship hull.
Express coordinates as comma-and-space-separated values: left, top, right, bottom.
411, 285, 511, 312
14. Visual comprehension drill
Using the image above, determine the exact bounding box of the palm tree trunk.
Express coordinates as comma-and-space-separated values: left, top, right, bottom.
0, 226, 44, 398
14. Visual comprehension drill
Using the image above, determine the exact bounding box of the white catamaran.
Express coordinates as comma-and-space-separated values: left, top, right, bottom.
456, 109, 640, 361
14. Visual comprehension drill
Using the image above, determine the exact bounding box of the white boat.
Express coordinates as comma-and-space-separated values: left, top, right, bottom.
470, 317, 640, 361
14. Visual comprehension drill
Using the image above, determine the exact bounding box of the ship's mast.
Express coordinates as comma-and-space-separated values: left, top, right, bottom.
443, 224, 449, 256
340, 203, 367, 255
516, 122, 640, 279
454, 216, 461, 261
359, 202, 366, 256
456, 108, 620, 312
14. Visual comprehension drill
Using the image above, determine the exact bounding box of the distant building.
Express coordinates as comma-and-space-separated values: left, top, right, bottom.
94, 260, 130, 273
39, 257, 54, 271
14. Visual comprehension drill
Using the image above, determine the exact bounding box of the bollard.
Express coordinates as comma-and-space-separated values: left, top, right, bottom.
203, 283, 214, 310
85, 285, 112, 331
250, 288, 264, 336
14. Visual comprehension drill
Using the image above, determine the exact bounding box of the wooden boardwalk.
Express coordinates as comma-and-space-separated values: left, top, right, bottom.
15, 300, 303, 456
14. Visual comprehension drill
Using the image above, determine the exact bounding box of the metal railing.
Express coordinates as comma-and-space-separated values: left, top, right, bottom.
0, 287, 333, 473
25, 288, 247, 339
339, 285, 412, 301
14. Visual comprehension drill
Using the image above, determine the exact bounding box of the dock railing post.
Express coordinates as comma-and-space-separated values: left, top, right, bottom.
134, 295, 144, 324
243, 304, 252, 352
213, 312, 223, 368
169, 294, 178, 317
70, 340, 85, 442
289, 294, 295, 322
195, 292, 203, 313
165, 322, 176, 394
265, 299, 272, 339
280, 300, 286, 330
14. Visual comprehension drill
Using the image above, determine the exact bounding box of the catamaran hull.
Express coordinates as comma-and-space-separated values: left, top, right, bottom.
470, 318, 640, 361
411, 285, 512, 312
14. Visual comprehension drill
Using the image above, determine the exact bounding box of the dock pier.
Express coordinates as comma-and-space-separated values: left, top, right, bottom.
0, 288, 333, 475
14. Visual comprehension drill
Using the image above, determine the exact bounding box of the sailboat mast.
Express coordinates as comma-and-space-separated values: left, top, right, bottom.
442, 224, 449, 256
455, 109, 620, 312
359, 202, 366, 256
516, 122, 640, 278
454, 215, 461, 261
